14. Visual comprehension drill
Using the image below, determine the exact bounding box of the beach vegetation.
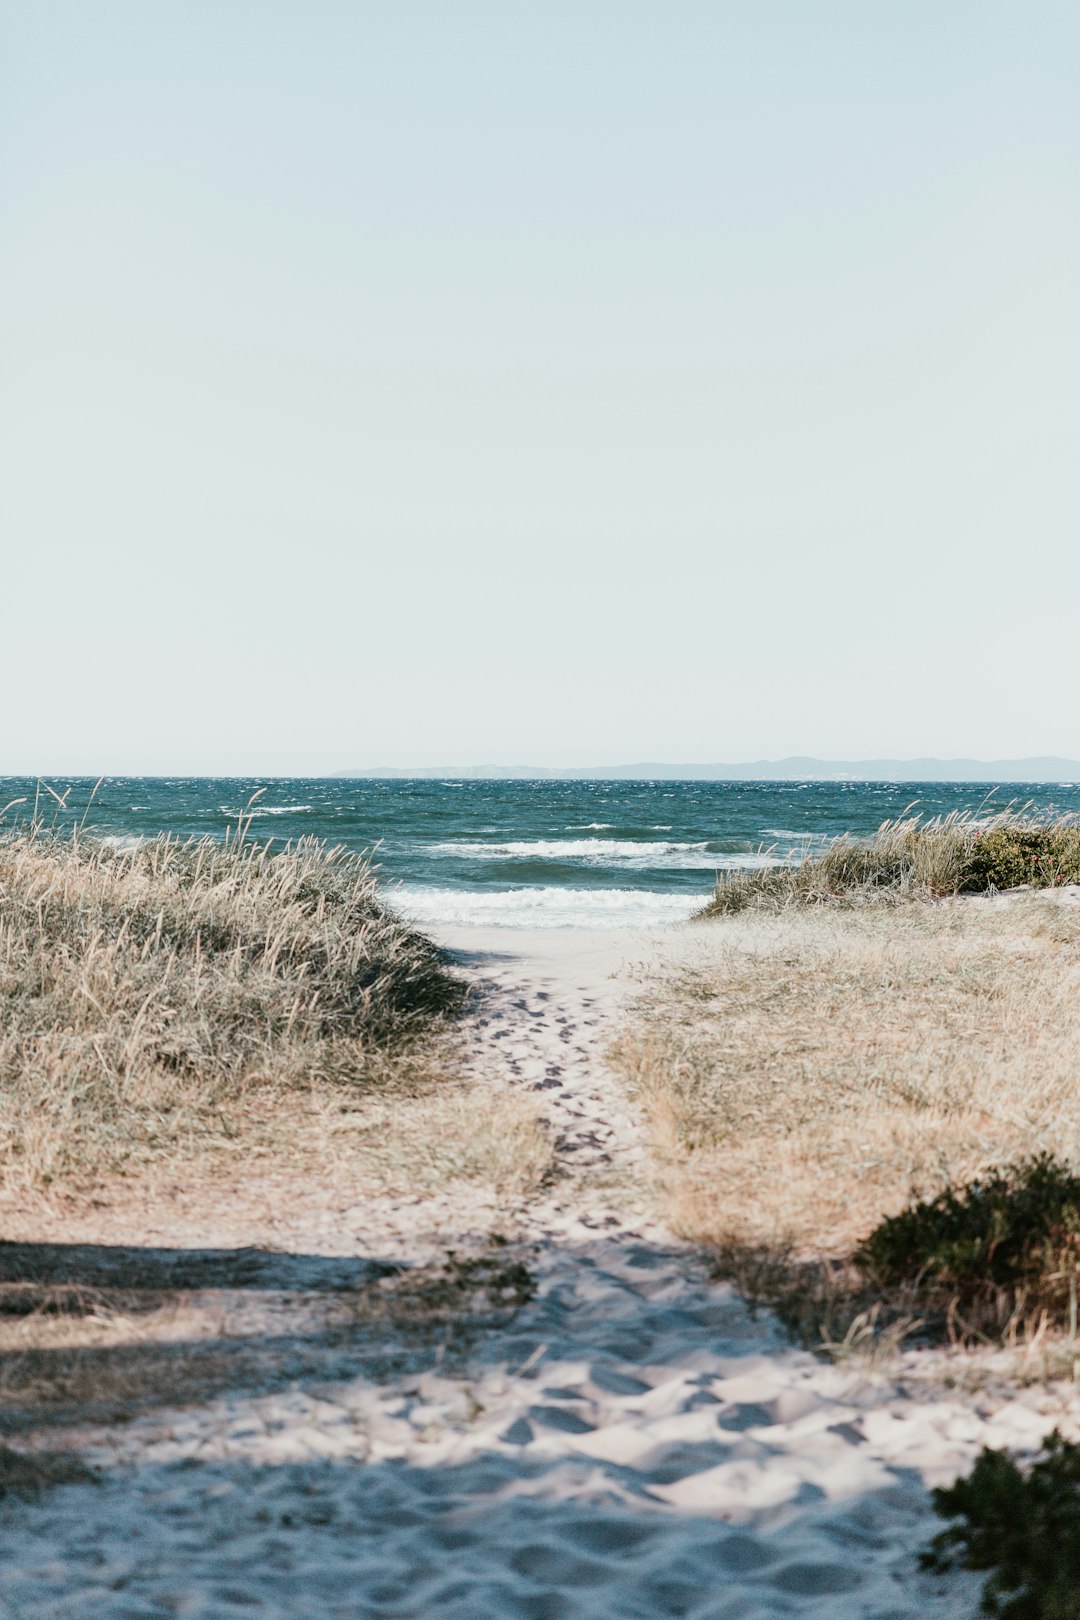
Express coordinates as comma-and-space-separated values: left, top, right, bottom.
0, 826, 484, 1192
923, 1429, 1080, 1618
856, 1154, 1080, 1339
0, 826, 464, 1188
613, 892, 1080, 1352
701, 810, 1080, 915
0, 821, 554, 1433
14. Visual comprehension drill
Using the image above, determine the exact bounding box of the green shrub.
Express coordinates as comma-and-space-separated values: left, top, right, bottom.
855, 1155, 1080, 1333
960, 828, 1080, 894
924, 1430, 1080, 1618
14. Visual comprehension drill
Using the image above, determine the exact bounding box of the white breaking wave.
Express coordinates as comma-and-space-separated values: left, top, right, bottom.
428, 838, 785, 871
218, 804, 313, 817
432, 838, 701, 858
389, 885, 701, 930
564, 824, 674, 831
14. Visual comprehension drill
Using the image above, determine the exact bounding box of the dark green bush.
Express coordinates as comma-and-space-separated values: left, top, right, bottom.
924, 1430, 1080, 1618
959, 828, 1080, 894
855, 1155, 1080, 1330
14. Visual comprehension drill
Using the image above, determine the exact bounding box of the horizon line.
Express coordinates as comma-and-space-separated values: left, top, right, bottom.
5, 754, 1080, 783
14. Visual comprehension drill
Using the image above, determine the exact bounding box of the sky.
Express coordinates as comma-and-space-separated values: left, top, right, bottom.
2, 1, 1078, 773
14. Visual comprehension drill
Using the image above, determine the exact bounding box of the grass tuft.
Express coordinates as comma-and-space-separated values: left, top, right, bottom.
701, 810, 1080, 916
0, 828, 464, 1189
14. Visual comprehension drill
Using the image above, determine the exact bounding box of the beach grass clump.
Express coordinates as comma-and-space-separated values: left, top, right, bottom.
924, 1430, 1080, 1618
856, 1155, 1080, 1338
701, 810, 1080, 916
0, 827, 464, 1188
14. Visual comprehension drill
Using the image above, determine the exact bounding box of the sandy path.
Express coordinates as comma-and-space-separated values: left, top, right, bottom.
3, 927, 1078, 1618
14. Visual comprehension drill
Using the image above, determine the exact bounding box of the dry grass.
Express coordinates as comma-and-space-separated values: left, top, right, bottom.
614, 894, 1080, 1266
327, 1090, 555, 1197
0, 821, 553, 1231
0, 823, 554, 1448
702, 808, 1080, 915
0, 826, 464, 1190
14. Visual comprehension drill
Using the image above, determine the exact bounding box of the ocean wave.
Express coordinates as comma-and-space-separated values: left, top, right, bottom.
428, 838, 791, 871
431, 839, 700, 860
218, 804, 313, 817
567, 822, 673, 832
389, 885, 701, 930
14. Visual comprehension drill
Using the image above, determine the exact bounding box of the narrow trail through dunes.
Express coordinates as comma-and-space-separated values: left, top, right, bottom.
2, 928, 1080, 1618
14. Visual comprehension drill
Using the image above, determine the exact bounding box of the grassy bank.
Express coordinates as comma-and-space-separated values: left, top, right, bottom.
0, 828, 553, 1449
702, 810, 1080, 915
613, 889, 1080, 1348
0, 829, 548, 1202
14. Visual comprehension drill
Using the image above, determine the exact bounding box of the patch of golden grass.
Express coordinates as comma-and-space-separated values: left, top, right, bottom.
0, 819, 551, 1288
331, 1089, 554, 1198
0, 828, 464, 1191
0, 826, 554, 1441
614, 894, 1080, 1258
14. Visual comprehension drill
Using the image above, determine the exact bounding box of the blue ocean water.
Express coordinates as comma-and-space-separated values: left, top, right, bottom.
4, 777, 1079, 929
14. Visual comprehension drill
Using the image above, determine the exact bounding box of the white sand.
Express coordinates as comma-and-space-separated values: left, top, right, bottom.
3, 923, 1079, 1618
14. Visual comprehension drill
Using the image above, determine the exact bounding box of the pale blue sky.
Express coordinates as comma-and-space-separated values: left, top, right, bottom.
3, 2, 1078, 772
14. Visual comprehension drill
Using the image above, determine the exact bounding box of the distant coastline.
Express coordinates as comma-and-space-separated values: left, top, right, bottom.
339, 757, 1080, 783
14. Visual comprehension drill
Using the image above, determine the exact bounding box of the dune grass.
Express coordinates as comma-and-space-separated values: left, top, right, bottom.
0, 811, 556, 1452
613, 890, 1080, 1348
0, 821, 555, 1433
0, 825, 468, 1190
702, 809, 1080, 916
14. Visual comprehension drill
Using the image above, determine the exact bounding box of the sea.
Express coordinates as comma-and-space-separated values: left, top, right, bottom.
4, 776, 1080, 931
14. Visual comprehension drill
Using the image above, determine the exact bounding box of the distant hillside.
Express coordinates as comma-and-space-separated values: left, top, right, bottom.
340, 758, 1080, 783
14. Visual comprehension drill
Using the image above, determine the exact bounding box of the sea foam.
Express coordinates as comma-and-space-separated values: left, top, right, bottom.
429, 839, 786, 871
390, 885, 700, 930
